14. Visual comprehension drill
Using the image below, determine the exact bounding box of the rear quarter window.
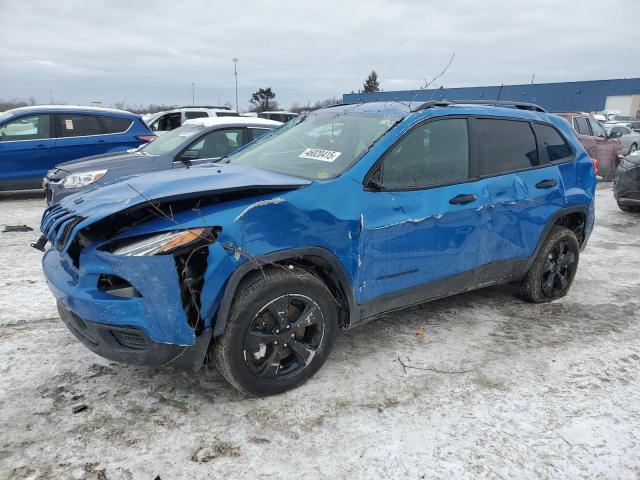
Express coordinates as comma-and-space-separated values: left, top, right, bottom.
100, 116, 133, 134
573, 117, 591, 136
532, 123, 573, 163
475, 119, 539, 176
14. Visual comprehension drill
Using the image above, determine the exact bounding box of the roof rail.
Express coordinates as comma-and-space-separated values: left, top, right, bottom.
414, 99, 547, 113
178, 105, 232, 110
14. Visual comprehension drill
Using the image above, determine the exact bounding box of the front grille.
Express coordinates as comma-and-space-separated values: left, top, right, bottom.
40, 204, 84, 251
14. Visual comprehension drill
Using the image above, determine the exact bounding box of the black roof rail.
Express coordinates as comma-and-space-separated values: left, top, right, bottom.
413, 99, 547, 113
178, 105, 232, 110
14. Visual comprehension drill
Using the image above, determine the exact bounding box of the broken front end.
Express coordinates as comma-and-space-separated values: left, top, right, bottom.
38, 202, 226, 370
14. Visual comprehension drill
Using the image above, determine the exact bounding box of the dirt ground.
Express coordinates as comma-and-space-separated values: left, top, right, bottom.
1, 183, 639, 479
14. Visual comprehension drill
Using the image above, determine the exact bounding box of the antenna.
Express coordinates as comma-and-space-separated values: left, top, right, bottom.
496, 84, 504, 101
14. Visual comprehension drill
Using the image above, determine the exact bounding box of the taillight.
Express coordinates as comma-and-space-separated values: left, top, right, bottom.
591, 157, 599, 174
136, 135, 156, 142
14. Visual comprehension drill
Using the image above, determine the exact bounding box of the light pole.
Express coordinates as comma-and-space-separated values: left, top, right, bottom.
191, 82, 195, 106
232, 57, 239, 112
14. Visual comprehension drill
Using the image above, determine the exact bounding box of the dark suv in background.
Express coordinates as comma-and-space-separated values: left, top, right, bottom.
0, 106, 155, 191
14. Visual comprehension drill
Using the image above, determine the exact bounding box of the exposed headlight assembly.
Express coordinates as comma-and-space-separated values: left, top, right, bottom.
111, 227, 214, 256
61, 169, 108, 189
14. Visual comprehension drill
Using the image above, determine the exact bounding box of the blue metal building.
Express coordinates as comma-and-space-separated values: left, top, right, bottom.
343, 78, 640, 114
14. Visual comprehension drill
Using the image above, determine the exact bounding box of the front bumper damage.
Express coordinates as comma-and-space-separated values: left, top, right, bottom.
42, 243, 212, 370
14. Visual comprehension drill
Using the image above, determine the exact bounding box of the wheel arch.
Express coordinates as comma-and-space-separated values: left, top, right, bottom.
212, 247, 357, 337
522, 206, 588, 275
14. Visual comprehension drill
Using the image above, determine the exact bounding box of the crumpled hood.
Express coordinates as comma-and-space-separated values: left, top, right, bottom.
55, 163, 310, 222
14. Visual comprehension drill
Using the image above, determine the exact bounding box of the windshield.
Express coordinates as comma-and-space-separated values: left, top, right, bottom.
141, 126, 202, 155
226, 112, 400, 180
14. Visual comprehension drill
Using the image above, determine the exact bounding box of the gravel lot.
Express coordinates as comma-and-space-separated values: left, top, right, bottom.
1, 183, 639, 479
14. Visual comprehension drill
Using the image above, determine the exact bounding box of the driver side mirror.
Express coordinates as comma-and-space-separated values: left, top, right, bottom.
179, 149, 199, 165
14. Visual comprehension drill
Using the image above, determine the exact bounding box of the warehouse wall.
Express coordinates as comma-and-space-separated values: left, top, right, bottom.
343, 78, 640, 114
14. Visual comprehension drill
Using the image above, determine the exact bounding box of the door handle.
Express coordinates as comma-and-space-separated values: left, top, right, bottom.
535, 179, 557, 189
97, 140, 106, 144
37, 144, 50, 149
449, 194, 476, 205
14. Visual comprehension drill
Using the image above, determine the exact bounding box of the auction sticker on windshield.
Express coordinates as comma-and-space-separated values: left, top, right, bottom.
299, 148, 341, 162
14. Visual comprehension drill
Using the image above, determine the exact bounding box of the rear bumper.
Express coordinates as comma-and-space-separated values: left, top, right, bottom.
57, 302, 211, 370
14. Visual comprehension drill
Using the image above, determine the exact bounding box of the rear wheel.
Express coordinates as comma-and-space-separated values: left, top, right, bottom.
519, 226, 579, 303
213, 267, 338, 396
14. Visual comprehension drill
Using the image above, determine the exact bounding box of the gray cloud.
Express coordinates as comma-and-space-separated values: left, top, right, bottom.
1, 0, 638, 110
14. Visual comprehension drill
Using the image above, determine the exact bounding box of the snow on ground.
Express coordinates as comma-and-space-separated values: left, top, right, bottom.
1, 184, 639, 479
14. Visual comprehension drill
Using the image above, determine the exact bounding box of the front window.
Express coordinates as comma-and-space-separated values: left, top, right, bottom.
141, 126, 201, 155
227, 112, 400, 180
0, 115, 51, 141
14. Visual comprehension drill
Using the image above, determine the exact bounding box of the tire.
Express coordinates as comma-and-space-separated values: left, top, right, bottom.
519, 226, 580, 303
213, 266, 338, 396
617, 201, 640, 213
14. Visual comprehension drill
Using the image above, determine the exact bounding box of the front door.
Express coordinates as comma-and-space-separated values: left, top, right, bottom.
0, 114, 56, 188
358, 117, 487, 304
172, 127, 247, 167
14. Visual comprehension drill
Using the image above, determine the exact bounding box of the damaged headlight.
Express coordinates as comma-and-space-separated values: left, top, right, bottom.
112, 227, 213, 256
61, 169, 108, 189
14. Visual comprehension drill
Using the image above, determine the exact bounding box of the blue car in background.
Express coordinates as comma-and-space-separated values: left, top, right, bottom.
0, 106, 155, 191
37, 100, 596, 396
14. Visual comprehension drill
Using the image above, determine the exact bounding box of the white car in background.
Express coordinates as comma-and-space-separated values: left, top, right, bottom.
605, 124, 640, 155
145, 106, 240, 134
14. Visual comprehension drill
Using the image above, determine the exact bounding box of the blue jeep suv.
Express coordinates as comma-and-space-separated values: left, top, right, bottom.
36, 100, 596, 395
0, 105, 155, 191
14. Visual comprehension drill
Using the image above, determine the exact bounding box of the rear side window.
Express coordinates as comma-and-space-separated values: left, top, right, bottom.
573, 117, 591, 136
381, 118, 469, 189
0, 115, 51, 141
532, 124, 573, 163
100, 116, 133, 134
56, 114, 103, 137
475, 119, 538, 176
214, 112, 240, 117
184, 111, 208, 120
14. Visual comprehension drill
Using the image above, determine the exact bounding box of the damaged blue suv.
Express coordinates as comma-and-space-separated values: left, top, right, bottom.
36, 100, 596, 395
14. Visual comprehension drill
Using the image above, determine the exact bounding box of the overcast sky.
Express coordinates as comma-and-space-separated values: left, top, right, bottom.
1, 0, 639, 111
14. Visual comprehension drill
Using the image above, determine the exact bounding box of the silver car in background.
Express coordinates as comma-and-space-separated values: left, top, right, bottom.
605, 124, 640, 155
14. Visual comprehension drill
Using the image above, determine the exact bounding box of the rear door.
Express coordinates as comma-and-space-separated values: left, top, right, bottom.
470, 118, 567, 267
588, 117, 619, 177
0, 114, 56, 187
53, 113, 112, 163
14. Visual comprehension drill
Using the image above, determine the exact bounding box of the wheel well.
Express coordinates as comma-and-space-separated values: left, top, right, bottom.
270, 257, 351, 329
554, 211, 586, 245
213, 250, 355, 337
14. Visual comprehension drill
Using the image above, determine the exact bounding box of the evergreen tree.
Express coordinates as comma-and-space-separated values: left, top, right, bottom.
363, 71, 381, 93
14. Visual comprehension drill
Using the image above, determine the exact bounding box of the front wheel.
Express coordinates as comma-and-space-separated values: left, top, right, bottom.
519, 226, 579, 303
213, 267, 338, 396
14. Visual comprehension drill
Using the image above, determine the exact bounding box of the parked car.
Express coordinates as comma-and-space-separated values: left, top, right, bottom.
603, 117, 640, 133
36, 100, 595, 396
0, 106, 155, 191
43, 117, 281, 205
614, 150, 640, 212
604, 125, 640, 155
146, 106, 239, 134
555, 112, 622, 180
258, 111, 299, 123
